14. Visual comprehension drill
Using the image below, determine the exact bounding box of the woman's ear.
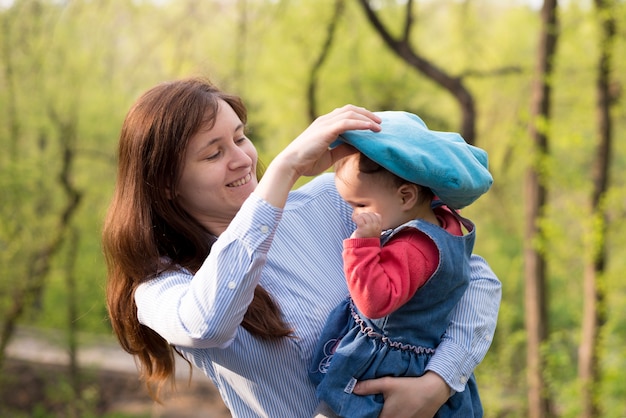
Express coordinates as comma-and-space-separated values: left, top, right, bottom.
398, 184, 418, 209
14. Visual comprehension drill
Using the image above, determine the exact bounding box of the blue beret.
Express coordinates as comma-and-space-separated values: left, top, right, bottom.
333, 111, 492, 209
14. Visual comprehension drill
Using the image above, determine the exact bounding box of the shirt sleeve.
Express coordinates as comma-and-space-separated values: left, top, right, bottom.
135, 192, 282, 349
343, 230, 437, 319
425, 254, 502, 393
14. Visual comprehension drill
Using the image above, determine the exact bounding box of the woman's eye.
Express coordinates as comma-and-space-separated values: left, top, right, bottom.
206, 151, 220, 160
235, 137, 247, 145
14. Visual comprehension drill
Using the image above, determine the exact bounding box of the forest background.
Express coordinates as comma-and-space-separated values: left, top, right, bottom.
0, 0, 625, 417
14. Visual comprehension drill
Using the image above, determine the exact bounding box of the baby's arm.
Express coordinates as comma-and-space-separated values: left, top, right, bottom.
351, 212, 382, 238
344, 229, 435, 318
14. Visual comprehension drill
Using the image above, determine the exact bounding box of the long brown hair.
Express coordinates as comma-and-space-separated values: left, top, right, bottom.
102, 78, 291, 399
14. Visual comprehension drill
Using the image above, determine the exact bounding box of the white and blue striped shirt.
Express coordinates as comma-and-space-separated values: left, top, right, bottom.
135, 173, 501, 417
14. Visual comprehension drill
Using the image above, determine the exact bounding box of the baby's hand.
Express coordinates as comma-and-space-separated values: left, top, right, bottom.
351, 212, 383, 238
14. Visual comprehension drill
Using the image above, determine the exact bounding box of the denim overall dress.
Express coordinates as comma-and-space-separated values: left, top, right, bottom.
309, 207, 482, 418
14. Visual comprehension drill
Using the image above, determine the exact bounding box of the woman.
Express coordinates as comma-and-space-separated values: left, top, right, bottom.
103, 78, 501, 417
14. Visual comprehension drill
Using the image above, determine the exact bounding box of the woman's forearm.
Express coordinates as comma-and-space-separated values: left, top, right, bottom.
136, 194, 281, 348
426, 254, 502, 392
255, 105, 381, 208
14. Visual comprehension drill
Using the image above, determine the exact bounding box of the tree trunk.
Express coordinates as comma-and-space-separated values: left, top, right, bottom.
234, 0, 248, 92
524, 1, 558, 417
0, 112, 82, 373
307, 0, 345, 121
578, 1, 615, 416
66, 227, 81, 418
1, 10, 19, 160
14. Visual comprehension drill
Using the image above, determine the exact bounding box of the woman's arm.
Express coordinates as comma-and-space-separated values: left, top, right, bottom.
135, 193, 282, 348
135, 106, 380, 349
353, 254, 501, 417
255, 105, 380, 208
425, 254, 501, 391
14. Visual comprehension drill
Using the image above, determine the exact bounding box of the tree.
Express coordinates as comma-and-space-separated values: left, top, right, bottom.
356, 0, 477, 144
524, 1, 559, 417
578, 0, 617, 416
307, 0, 345, 120
0, 1, 83, 372
0, 69, 83, 377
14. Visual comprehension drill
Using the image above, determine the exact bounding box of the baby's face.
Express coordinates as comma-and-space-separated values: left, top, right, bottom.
334, 155, 407, 231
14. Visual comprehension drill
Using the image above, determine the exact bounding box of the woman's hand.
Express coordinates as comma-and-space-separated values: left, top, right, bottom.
282, 105, 381, 177
353, 372, 450, 418
256, 105, 380, 208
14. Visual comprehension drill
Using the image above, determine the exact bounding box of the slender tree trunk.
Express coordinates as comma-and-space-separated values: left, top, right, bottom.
307, 0, 345, 121
0, 112, 82, 373
1, 10, 19, 159
0, 246, 58, 369
578, 1, 615, 417
234, 0, 248, 92
524, 1, 558, 417
66, 227, 81, 418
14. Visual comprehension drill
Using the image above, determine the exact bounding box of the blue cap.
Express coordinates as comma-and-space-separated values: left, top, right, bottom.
333, 111, 492, 209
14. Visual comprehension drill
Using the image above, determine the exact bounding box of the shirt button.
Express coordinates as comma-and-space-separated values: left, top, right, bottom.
460, 376, 468, 384
260, 225, 269, 234
227, 281, 236, 289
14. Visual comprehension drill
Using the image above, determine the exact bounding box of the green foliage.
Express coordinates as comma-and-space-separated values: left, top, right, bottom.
1, 0, 625, 416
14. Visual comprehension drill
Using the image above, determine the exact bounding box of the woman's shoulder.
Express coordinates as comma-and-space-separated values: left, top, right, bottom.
287, 173, 341, 206
296, 172, 336, 192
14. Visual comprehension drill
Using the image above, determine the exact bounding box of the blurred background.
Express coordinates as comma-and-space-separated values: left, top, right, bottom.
0, 0, 625, 417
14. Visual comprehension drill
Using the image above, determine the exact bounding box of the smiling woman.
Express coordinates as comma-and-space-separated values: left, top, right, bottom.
102, 77, 501, 418
175, 102, 258, 235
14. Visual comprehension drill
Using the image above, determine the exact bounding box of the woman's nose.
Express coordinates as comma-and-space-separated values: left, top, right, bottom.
229, 145, 252, 168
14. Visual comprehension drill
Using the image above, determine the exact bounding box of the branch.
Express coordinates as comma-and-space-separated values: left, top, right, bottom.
356, 0, 477, 143
460, 66, 524, 78
307, 0, 346, 121
402, 0, 414, 42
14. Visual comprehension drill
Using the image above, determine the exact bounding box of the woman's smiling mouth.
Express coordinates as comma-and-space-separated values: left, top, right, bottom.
227, 173, 252, 187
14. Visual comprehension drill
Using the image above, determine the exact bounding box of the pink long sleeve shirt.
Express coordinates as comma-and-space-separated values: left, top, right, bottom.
343, 207, 463, 319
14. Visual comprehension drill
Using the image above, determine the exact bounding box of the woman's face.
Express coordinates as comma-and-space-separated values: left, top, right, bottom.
176, 100, 258, 235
